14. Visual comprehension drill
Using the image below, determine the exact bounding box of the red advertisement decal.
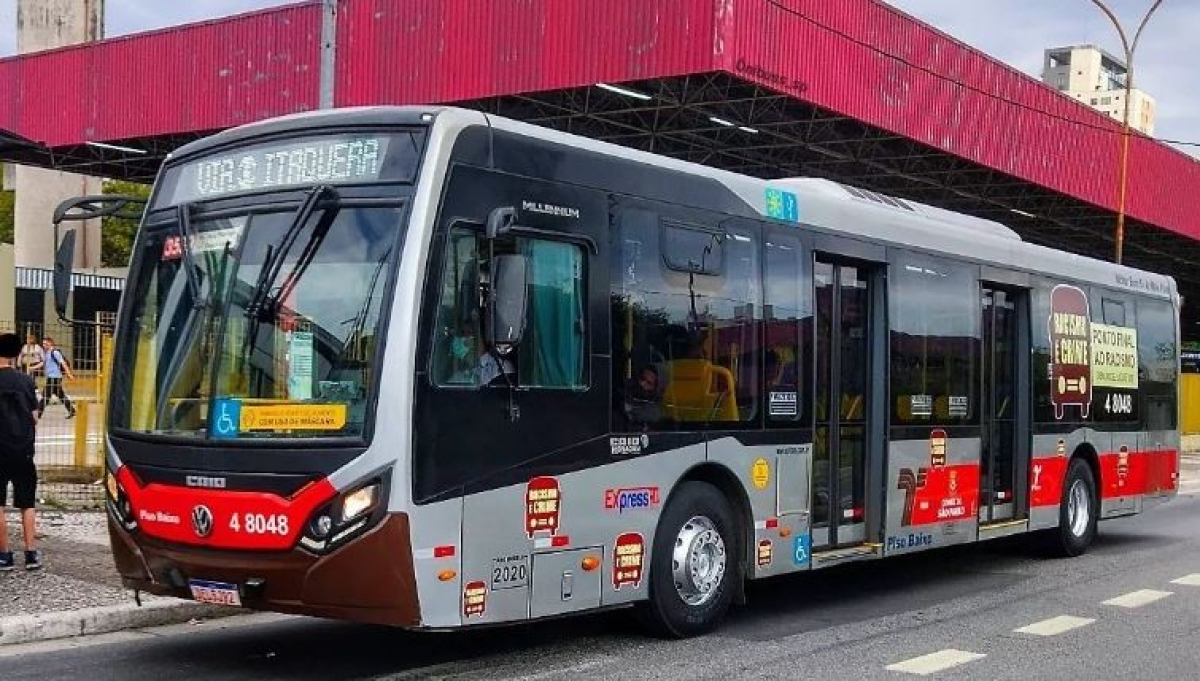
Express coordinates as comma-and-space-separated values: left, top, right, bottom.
757, 539, 773, 567
613, 532, 645, 589
1048, 285, 1092, 420
463, 580, 487, 618
897, 463, 980, 526
525, 477, 561, 538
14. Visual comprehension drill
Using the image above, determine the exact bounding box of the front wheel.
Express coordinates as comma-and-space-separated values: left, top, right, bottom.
638, 481, 739, 638
1046, 457, 1098, 557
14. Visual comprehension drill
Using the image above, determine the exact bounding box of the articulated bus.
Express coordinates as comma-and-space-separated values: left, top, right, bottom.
69, 106, 1180, 638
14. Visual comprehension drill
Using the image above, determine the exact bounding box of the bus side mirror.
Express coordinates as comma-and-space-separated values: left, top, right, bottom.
486, 206, 517, 240
487, 254, 528, 347
53, 229, 77, 318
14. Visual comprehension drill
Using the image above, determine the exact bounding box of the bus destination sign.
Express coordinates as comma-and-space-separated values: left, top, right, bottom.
155, 131, 422, 207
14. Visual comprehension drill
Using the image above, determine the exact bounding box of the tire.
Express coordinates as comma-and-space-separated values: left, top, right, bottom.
638, 481, 740, 638
1046, 457, 1098, 557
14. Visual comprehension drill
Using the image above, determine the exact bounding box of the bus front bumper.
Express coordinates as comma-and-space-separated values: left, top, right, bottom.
108, 512, 421, 627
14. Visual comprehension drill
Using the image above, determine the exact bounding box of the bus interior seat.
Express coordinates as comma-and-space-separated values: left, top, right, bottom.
662, 359, 739, 422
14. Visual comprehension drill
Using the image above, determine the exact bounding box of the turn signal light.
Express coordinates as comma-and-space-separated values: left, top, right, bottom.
581, 556, 601, 571
437, 570, 458, 582
779, 527, 793, 538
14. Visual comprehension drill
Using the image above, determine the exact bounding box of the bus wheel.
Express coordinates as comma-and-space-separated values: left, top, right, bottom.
639, 481, 738, 638
1048, 457, 1098, 557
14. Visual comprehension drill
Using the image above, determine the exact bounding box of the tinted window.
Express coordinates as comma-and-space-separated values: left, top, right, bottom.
1138, 297, 1178, 430
613, 208, 760, 428
431, 226, 586, 390
890, 251, 979, 425
764, 231, 812, 425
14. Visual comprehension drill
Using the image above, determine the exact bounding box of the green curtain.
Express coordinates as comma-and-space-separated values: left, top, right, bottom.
522, 240, 584, 387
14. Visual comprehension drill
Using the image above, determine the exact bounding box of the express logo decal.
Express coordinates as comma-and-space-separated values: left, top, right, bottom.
463, 580, 487, 618
612, 532, 645, 589
604, 487, 660, 513
525, 477, 561, 537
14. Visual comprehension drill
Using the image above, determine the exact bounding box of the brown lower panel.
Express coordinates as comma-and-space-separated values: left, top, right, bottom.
108, 512, 421, 627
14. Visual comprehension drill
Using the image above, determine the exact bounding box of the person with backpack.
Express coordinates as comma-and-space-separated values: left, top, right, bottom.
39, 336, 75, 419
0, 332, 41, 570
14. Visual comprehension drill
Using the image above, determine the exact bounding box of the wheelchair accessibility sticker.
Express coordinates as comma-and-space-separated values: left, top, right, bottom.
212, 398, 242, 439
793, 534, 811, 566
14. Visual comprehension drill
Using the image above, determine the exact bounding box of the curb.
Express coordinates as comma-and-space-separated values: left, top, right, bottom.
0, 599, 244, 647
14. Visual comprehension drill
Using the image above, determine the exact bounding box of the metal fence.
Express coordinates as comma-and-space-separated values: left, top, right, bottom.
5, 316, 115, 509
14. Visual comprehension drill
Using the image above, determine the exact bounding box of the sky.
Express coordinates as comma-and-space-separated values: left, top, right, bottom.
0, 0, 1195, 153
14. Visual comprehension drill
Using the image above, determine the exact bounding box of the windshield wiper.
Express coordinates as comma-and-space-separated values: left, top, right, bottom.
245, 185, 335, 321
176, 203, 204, 309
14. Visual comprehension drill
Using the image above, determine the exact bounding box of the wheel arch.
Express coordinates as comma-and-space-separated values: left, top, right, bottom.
1071, 442, 1101, 497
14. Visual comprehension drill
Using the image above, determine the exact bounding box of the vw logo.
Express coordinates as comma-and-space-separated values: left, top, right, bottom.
191, 505, 214, 538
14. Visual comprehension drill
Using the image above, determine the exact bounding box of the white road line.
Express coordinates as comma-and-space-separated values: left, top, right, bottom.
885, 649, 986, 676
1170, 574, 1200, 586
1103, 589, 1173, 608
1013, 615, 1095, 636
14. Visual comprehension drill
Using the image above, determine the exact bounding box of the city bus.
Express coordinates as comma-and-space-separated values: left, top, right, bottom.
56, 106, 1181, 638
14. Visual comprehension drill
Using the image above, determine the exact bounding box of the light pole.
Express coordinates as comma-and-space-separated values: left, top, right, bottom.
1089, 0, 1163, 265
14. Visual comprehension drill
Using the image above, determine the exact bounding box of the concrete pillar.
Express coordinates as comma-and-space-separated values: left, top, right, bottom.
14, 0, 105, 270
0, 243, 14, 323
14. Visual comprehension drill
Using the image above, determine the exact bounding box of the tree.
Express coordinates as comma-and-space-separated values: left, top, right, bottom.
0, 189, 14, 245
101, 179, 151, 267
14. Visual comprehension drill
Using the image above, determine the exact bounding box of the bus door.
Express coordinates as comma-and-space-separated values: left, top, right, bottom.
980, 286, 1030, 524
812, 257, 880, 550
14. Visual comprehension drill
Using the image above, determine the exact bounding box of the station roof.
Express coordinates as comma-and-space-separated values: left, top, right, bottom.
0, 0, 1196, 328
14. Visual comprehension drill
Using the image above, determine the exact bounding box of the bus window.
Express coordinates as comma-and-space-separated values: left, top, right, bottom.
764, 230, 811, 425
431, 226, 586, 390
1138, 297, 1178, 430
889, 251, 980, 426
611, 208, 759, 428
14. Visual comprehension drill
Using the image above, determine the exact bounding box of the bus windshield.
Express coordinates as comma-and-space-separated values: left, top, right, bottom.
111, 203, 405, 440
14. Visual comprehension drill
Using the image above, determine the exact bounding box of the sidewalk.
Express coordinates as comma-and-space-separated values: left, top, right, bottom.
1, 510, 238, 646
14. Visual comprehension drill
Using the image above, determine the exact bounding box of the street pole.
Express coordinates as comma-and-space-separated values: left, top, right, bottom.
1089, 0, 1163, 265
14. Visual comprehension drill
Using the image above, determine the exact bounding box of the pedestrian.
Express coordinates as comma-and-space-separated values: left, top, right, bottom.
18, 333, 43, 377
0, 331, 41, 570
39, 336, 75, 419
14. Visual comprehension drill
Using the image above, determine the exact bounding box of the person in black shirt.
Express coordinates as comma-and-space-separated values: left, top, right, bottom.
0, 332, 40, 570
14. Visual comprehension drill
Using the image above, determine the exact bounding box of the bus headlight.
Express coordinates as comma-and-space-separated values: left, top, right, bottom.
299, 471, 390, 555
341, 484, 377, 523
105, 468, 137, 531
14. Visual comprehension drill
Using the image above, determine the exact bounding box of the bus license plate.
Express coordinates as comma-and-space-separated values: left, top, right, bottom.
188, 579, 242, 607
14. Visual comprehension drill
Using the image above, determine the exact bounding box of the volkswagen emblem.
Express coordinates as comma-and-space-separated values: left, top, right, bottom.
191, 505, 214, 538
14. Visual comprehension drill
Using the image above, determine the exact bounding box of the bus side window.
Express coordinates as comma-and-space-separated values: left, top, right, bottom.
431, 225, 586, 390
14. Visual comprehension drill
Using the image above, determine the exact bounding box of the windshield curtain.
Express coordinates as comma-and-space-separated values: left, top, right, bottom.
112, 204, 403, 440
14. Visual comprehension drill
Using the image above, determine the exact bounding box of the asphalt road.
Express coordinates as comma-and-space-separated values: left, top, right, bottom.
4, 492, 1200, 680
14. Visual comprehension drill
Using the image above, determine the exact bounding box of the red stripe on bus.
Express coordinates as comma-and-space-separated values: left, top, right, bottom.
116, 466, 337, 551
1030, 449, 1179, 507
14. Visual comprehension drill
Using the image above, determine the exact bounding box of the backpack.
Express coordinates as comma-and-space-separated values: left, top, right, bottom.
0, 382, 36, 453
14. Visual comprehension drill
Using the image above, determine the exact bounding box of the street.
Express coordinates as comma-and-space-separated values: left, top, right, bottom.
3, 492, 1200, 680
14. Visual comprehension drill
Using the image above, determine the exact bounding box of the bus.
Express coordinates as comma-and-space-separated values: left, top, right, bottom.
56, 106, 1181, 638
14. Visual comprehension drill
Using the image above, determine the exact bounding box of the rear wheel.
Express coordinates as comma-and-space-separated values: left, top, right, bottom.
639, 481, 739, 638
1046, 457, 1098, 557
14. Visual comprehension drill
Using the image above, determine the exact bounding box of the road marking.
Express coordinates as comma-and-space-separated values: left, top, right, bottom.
885, 649, 986, 676
1103, 589, 1173, 608
1013, 615, 1095, 636
1170, 574, 1200, 586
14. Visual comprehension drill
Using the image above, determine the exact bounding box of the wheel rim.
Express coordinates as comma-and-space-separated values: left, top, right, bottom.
1067, 479, 1090, 537
671, 515, 727, 607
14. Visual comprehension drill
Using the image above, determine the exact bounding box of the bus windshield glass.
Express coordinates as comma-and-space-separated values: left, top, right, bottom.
111, 203, 404, 440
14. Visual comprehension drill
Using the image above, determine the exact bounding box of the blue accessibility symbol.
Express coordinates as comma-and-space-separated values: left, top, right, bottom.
211, 398, 241, 439
793, 534, 811, 566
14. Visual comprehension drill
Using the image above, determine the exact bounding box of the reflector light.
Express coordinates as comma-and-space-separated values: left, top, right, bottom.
437, 570, 457, 582
434, 545, 456, 558
581, 556, 601, 571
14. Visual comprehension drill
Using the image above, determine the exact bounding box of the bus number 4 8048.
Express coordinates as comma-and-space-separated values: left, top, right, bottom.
229, 513, 290, 536
1105, 393, 1133, 414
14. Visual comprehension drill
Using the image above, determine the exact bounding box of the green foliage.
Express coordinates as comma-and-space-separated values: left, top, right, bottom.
0, 188, 14, 244
101, 179, 151, 267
